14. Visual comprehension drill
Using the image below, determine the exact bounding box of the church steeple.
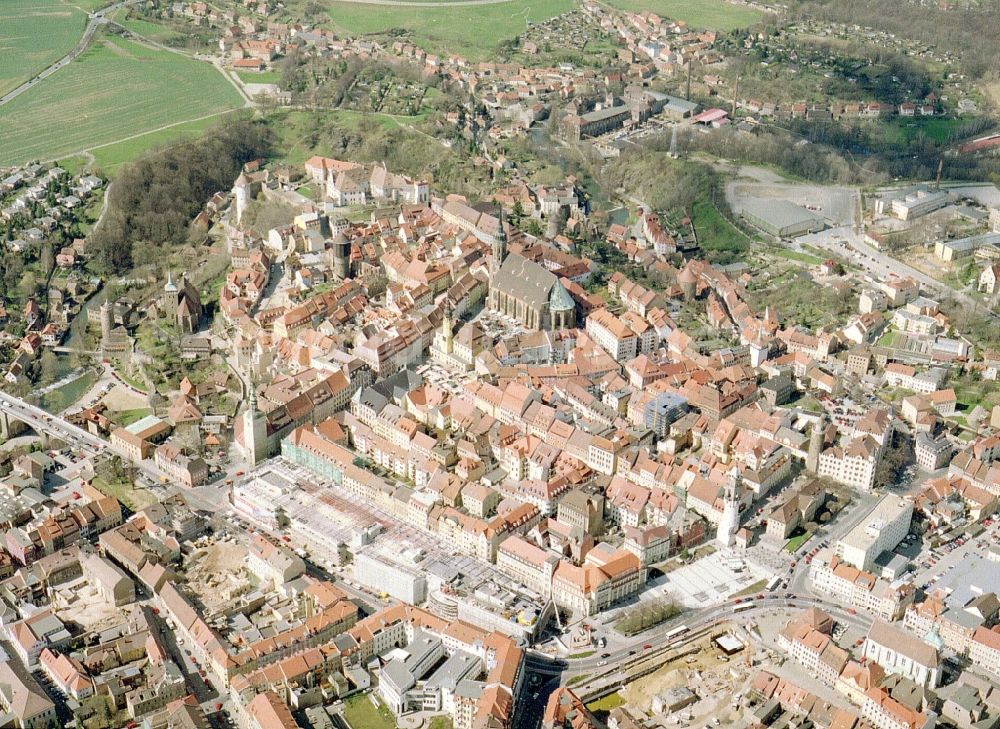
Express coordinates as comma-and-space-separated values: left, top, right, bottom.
243, 376, 267, 466
441, 298, 454, 353
491, 208, 508, 276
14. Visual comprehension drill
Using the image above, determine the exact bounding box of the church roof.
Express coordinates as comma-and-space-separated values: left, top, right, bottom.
492, 253, 559, 311
548, 279, 574, 312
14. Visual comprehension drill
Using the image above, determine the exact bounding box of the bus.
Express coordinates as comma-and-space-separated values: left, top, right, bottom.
766, 576, 782, 592
733, 603, 753, 613
664, 624, 689, 640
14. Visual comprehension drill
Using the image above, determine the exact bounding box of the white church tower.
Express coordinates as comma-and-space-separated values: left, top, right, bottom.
716, 468, 742, 549
241, 381, 267, 466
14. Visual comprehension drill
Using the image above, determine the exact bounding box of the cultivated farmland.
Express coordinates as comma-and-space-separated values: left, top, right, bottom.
0, 34, 245, 166
0, 0, 88, 96
327, 0, 574, 61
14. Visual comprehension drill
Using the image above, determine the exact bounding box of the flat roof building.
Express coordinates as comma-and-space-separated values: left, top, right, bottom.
837, 495, 912, 572
740, 199, 826, 239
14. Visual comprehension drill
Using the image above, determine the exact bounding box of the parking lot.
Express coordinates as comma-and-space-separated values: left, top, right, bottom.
649, 551, 770, 608
725, 181, 858, 229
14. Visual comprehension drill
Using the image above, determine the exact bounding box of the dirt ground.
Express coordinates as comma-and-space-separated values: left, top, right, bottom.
100, 384, 148, 412
902, 246, 965, 287
56, 583, 127, 634
184, 539, 250, 612
622, 632, 755, 721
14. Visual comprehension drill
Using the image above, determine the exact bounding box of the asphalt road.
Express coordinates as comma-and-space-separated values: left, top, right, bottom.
0, 390, 169, 487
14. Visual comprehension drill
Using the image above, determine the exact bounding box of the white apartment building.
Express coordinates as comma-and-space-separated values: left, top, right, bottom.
495, 536, 558, 598
247, 535, 306, 586
860, 289, 888, 314
836, 495, 912, 571
354, 551, 428, 605
818, 436, 881, 492
969, 626, 1000, 680
586, 309, 638, 362
914, 432, 953, 471
884, 364, 944, 394
892, 309, 938, 336
810, 551, 913, 621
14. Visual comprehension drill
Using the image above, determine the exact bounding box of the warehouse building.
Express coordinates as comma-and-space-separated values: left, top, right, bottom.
934, 232, 1000, 262
740, 199, 827, 239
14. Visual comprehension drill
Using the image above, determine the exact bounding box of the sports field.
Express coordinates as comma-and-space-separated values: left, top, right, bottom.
603, 0, 763, 30
327, 0, 573, 60
0, 0, 88, 96
0, 35, 244, 166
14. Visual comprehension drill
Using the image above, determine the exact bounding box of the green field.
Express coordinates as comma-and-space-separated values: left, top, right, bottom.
785, 530, 812, 553
773, 247, 824, 265
327, 0, 574, 60
586, 692, 626, 713
114, 14, 189, 45
61, 111, 240, 175
0, 34, 244, 166
886, 116, 965, 144
602, 0, 763, 30
342, 694, 395, 729
0, 0, 88, 96
236, 70, 284, 85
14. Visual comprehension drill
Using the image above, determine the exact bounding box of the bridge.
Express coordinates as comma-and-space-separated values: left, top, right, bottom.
0, 391, 167, 485
51, 346, 99, 356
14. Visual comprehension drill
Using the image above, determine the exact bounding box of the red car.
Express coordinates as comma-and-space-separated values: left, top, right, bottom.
643, 644, 652, 650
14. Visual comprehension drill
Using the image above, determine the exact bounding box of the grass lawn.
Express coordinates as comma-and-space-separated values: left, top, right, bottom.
0, 0, 88, 97
733, 578, 768, 597
73, 0, 118, 10
236, 69, 283, 85
115, 15, 188, 45
690, 196, 748, 258
888, 116, 965, 145
785, 530, 812, 553
327, 0, 573, 61
342, 694, 395, 729
773, 248, 824, 265
92, 475, 157, 511
428, 718, 454, 729
118, 371, 149, 394
601, 0, 763, 30
568, 650, 596, 659
877, 330, 904, 348
40, 370, 98, 413
0, 34, 244, 166
586, 692, 626, 713
114, 408, 153, 427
